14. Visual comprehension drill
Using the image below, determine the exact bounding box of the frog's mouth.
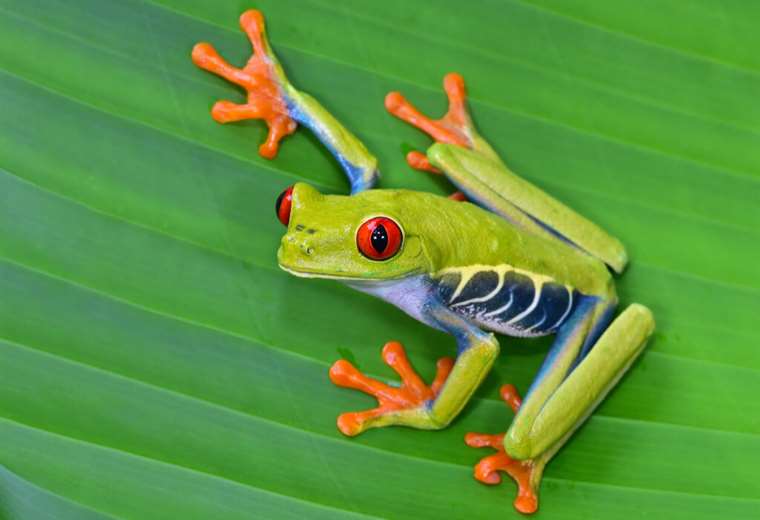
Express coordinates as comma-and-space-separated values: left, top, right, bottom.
278, 262, 422, 282
278, 263, 367, 281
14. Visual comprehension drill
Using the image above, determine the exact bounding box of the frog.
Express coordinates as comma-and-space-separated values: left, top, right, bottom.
192, 10, 655, 515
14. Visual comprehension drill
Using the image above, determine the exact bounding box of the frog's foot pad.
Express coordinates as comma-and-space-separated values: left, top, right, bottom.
465, 384, 540, 515
385, 72, 474, 154
191, 10, 297, 159
329, 341, 454, 436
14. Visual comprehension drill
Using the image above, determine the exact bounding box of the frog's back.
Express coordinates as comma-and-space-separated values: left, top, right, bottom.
408, 193, 614, 296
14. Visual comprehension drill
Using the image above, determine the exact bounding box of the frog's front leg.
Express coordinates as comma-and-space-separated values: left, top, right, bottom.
192, 10, 378, 193
466, 299, 654, 514
330, 303, 499, 436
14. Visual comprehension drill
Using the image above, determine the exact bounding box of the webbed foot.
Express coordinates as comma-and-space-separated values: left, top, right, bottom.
329, 341, 454, 436
465, 384, 543, 515
386, 74, 474, 200
191, 10, 297, 159
385, 73, 474, 150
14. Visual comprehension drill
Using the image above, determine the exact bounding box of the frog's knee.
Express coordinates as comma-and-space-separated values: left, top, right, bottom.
502, 429, 534, 461
426, 142, 459, 167
626, 303, 655, 334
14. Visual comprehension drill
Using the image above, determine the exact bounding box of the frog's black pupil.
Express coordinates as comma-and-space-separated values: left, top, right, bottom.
371, 224, 388, 253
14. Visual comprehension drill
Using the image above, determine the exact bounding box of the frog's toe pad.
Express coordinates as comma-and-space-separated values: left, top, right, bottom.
328, 341, 453, 436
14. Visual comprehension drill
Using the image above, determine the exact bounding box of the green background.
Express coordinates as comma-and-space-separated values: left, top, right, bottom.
1, 0, 759, 518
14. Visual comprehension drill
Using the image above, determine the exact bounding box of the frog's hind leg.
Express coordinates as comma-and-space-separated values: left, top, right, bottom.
465, 384, 544, 514
385, 74, 628, 273
466, 302, 654, 514
192, 10, 378, 192
385, 75, 470, 200
386, 73, 476, 150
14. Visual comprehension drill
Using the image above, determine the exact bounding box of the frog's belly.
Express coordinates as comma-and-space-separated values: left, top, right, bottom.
435, 266, 578, 338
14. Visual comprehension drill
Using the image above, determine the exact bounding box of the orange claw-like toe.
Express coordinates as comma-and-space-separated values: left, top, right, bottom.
465, 384, 540, 515
385, 72, 474, 149
329, 341, 454, 436
499, 383, 522, 413
406, 150, 442, 174
405, 151, 465, 200
191, 10, 297, 160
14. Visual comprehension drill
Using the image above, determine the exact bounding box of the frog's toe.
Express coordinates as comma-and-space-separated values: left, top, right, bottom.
406, 150, 441, 174
403, 150, 467, 201
328, 341, 454, 435
464, 384, 541, 515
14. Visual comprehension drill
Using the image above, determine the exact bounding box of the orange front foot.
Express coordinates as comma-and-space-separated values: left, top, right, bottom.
191, 10, 297, 159
465, 384, 541, 515
329, 341, 454, 436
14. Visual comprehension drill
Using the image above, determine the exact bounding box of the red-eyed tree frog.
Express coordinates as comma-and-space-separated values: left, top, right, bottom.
192, 10, 655, 515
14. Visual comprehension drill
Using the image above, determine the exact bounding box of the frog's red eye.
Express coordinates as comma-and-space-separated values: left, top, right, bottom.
356, 217, 403, 261
275, 185, 294, 226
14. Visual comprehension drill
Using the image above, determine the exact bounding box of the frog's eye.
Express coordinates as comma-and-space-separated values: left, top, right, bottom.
356, 217, 403, 261
275, 185, 294, 226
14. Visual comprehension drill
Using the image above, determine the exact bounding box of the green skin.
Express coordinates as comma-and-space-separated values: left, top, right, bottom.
277, 51, 655, 490
196, 15, 655, 510
278, 123, 655, 459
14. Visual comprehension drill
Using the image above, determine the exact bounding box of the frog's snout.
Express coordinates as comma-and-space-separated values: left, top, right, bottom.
280, 229, 316, 257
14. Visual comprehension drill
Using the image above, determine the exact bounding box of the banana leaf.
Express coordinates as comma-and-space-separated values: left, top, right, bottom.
0, 0, 758, 518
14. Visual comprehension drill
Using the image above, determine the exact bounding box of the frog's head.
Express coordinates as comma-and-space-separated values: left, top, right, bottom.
276, 183, 435, 281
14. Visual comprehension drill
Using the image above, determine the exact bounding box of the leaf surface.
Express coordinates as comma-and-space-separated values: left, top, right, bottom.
0, 0, 758, 518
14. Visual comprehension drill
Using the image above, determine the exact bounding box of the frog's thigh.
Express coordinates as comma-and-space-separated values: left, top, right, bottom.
505, 303, 655, 460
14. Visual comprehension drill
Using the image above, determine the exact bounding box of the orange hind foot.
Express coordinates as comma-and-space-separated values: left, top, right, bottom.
465, 384, 542, 515
329, 341, 454, 436
386, 74, 473, 200
191, 10, 297, 159
385, 73, 475, 149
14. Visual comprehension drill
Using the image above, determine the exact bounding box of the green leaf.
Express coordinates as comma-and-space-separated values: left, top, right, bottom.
1, 0, 758, 518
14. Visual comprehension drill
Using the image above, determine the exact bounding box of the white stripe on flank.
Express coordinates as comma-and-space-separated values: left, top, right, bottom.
549, 286, 574, 330
525, 312, 548, 333
448, 272, 470, 303
451, 270, 505, 307
506, 279, 543, 325
483, 291, 513, 318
